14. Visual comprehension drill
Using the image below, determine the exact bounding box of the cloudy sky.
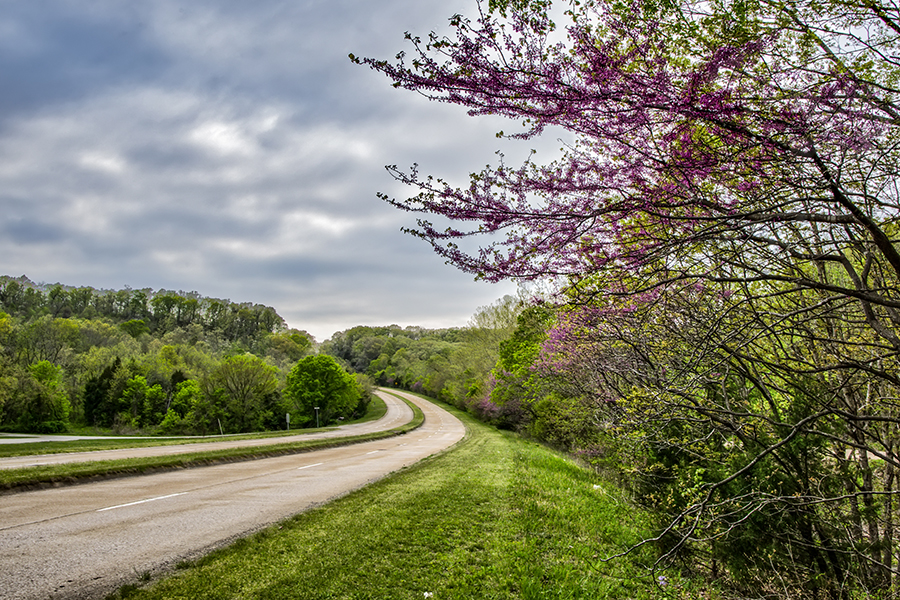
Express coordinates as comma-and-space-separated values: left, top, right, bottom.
0, 0, 564, 341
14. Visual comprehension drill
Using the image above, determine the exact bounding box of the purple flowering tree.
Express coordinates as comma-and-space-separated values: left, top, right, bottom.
358, 0, 900, 306
359, 0, 900, 595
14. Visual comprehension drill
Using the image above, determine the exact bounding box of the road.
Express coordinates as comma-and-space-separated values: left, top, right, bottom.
0, 389, 415, 469
0, 389, 465, 600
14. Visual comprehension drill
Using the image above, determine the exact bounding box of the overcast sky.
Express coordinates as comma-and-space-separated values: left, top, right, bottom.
0, 0, 567, 341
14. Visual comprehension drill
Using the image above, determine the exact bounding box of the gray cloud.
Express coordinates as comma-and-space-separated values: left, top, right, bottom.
0, 0, 528, 341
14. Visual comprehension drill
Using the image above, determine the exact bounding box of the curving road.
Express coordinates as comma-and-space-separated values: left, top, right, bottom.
0, 389, 465, 600
0, 389, 415, 470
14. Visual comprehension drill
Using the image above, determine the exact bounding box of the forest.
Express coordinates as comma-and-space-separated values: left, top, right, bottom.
0, 275, 369, 435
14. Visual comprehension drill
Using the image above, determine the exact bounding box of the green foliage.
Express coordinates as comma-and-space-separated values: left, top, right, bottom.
488, 304, 555, 429
5, 360, 72, 433
263, 329, 313, 367
119, 319, 149, 339
284, 355, 362, 426
203, 355, 281, 433
0, 275, 286, 349
120, 375, 167, 429
527, 392, 599, 451
83, 358, 121, 427
0, 276, 301, 435
157, 379, 204, 434
323, 295, 525, 417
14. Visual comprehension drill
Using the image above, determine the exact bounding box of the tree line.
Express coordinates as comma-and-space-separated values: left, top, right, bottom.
0, 277, 368, 435
0, 275, 284, 344
322, 294, 520, 408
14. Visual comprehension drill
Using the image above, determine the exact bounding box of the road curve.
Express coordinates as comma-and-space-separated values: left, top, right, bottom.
0, 389, 465, 600
0, 389, 414, 470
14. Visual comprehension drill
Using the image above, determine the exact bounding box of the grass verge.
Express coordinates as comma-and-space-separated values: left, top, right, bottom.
0, 394, 418, 493
109, 401, 718, 600
0, 395, 389, 458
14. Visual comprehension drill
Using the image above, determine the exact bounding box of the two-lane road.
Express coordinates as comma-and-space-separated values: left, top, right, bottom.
0, 387, 416, 469
0, 389, 465, 600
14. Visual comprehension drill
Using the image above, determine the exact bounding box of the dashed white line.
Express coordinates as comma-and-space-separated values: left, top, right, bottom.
297, 463, 323, 470
97, 493, 187, 512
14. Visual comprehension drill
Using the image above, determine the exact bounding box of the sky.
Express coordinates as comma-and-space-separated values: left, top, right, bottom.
0, 0, 564, 341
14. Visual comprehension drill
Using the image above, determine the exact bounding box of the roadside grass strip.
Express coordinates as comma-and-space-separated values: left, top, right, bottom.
0, 395, 417, 492
0, 396, 390, 459
112, 404, 720, 600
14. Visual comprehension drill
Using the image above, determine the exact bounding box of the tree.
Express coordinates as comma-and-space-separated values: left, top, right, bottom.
460, 294, 523, 382
361, 0, 900, 302
486, 303, 555, 429
150, 292, 180, 333
95, 359, 136, 429
15, 316, 80, 366
120, 319, 150, 339
0, 278, 306, 433
159, 379, 205, 434
6, 360, 72, 433
359, 0, 900, 595
47, 286, 71, 318
120, 375, 166, 428
202, 354, 280, 433
83, 357, 121, 427
284, 355, 363, 427
358, 0, 900, 364
265, 329, 314, 367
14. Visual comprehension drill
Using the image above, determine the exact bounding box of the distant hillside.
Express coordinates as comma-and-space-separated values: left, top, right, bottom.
0, 274, 322, 435
0, 274, 289, 342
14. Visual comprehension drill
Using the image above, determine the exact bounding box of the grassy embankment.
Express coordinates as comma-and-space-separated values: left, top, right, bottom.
111, 399, 717, 600
0, 395, 419, 492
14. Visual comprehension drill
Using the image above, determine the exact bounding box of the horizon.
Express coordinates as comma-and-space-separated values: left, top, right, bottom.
0, 0, 531, 342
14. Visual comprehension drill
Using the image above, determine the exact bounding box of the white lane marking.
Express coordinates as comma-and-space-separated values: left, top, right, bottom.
97, 492, 187, 512
366, 450, 382, 455
297, 463, 323, 470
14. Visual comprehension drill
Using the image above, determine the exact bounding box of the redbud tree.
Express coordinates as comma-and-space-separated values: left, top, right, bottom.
358, 0, 900, 595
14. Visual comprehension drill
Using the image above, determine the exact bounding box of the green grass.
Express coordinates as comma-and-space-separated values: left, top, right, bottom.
351, 393, 388, 423
110, 402, 718, 600
0, 395, 418, 492
0, 395, 389, 458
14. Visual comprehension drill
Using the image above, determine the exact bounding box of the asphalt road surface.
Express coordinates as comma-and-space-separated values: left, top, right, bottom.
0, 389, 465, 600
0, 389, 415, 469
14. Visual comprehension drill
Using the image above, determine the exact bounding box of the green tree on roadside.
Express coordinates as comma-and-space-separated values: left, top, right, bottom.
159, 379, 209, 434
284, 355, 365, 427
203, 354, 280, 433
8, 360, 72, 433
121, 375, 166, 428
